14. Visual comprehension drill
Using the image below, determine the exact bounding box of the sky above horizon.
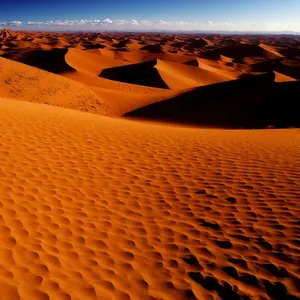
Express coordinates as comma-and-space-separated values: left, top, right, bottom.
0, 0, 299, 32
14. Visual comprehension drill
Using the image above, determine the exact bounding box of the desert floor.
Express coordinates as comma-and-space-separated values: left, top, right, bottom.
0, 29, 299, 300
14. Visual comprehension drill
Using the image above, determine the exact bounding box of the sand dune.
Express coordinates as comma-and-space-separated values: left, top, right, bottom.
182, 38, 209, 51
259, 43, 284, 58
65, 48, 127, 76
185, 56, 249, 77
100, 60, 170, 89
0, 54, 170, 117
200, 44, 281, 60
61, 71, 174, 116
126, 72, 300, 128
98, 48, 196, 64
274, 71, 297, 82
140, 43, 163, 53
0, 29, 15, 38
1, 31, 299, 119
99, 58, 240, 91
0, 56, 110, 115
0, 98, 299, 300
111, 38, 134, 50
155, 59, 238, 90
12, 48, 75, 73
61, 69, 167, 94
250, 59, 299, 80
0, 30, 299, 300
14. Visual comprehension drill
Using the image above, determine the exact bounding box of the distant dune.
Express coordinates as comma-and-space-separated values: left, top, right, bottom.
0, 30, 299, 122
0, 29, 15, 38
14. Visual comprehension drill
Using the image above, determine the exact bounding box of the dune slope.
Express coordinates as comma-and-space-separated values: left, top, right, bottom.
0, 56, 110, 115
100, 60, 170, 89
0, 98, 299, 300
126, 72, 300, 128
12, 48, 75, 74
65, 48, 127, 76
155, 59, 238, 90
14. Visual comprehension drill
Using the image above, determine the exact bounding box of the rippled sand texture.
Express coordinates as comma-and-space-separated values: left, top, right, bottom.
0, 99, 299, 300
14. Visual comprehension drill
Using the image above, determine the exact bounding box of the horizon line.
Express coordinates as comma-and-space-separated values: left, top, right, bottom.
1, 27, 300, 36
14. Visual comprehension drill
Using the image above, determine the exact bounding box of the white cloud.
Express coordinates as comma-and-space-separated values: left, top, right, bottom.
155, 20, 171, 25
1, 18, 299, 33
2, 20, 23, 27
130, 19, 139, 25
102, 18, 113, 24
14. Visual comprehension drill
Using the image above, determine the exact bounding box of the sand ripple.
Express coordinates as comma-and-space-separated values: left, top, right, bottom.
0, 99, 299, 299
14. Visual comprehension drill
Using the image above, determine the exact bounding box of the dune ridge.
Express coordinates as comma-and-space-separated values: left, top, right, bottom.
126, 72, 300, 128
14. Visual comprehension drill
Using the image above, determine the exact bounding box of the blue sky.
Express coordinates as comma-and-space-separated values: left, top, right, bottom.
0, 0, 299, 32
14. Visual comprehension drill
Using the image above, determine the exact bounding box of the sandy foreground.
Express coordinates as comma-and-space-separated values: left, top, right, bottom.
0, 30, 300, 299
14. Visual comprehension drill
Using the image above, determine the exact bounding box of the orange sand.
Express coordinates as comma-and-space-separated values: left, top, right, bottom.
0, 29, 299, 299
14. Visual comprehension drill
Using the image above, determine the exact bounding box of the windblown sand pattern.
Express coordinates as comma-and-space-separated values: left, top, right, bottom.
0, 29, 299, 299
